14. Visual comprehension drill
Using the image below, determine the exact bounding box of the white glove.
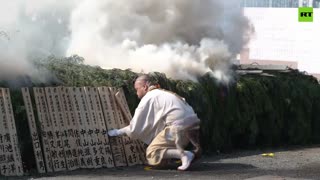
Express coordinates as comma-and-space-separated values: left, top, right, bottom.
107, 126, 130, 137
108, 129, 121, 136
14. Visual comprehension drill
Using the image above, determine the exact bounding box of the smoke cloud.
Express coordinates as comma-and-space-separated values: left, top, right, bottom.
0, 0, 252, 83
0, 0, 75, 81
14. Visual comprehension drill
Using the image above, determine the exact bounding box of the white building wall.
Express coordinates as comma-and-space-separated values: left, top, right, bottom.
244, 8, 320, 73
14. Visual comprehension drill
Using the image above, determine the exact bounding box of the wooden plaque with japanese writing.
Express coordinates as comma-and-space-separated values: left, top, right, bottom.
58, 87, 79, 170
84, 87, 114, 168
44, 87, 67, 171
21, 88, 46, 173
115, 89, 147, 165
3, 89, 24, 176
68, 87, 96, 168
0, 88, 23, 176
78, 87, 102, 169
67, 87, 88, 168
98, 87, 127, 167
25, 86, 148, 174
33, 88, 54, 172
109, 88, 142, 166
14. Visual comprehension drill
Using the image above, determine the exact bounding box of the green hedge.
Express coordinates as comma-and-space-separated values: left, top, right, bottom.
1, 56, 320, 170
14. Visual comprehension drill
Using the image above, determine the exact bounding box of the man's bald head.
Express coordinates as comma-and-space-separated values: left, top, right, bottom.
135, 75, 151, 85
134, 75, 150, 99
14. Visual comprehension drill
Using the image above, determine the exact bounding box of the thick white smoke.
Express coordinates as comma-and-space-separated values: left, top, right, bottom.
67, 0, 252, 82
0, 0, 252, 83
0, 0, 75, 80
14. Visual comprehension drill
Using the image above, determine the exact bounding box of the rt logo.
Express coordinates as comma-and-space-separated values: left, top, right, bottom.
299, 7, 313, 22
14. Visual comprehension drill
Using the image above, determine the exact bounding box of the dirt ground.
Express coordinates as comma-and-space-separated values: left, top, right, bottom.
3, 146, 320, 180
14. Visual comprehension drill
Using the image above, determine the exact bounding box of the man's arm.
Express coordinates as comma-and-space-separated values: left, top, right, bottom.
107, 102, 149, 137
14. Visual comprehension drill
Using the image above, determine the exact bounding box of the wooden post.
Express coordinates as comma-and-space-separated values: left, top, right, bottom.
84, 87, 114, 168
0, 88, 13, 176
80, 87, 102, 169
98, 87, 127, 167
33, 88, 53, 172
21, 88, 46, 173
68, 87, 95, 168
44, 87, 67, 172
67, 87, 88, 169
0, 88, 23, 176
108, 88, 141, 166
58, 87, 79, 170
115, 89, 147, 165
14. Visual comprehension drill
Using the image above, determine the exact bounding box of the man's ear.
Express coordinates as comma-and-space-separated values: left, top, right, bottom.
144, 84, 149, 91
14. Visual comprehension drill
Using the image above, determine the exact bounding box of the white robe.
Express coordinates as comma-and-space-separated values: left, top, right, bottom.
120, 89, 200, 144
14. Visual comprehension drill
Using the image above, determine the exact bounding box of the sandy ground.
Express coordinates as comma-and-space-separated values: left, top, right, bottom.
3, 146, 320, 180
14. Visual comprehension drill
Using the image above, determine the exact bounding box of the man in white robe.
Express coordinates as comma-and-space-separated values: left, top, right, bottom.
108, 74, 201, 170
